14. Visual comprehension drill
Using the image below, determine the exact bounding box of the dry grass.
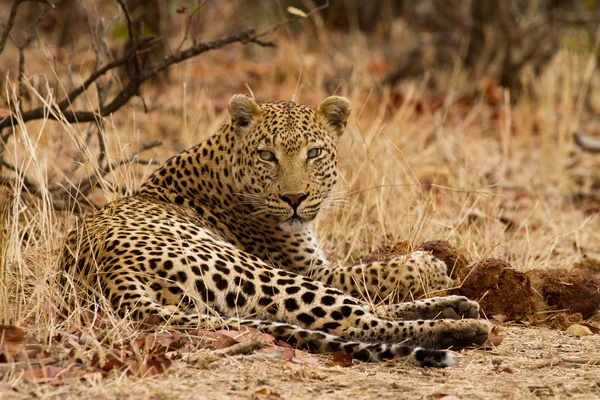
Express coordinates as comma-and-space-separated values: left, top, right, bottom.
1, 6, 600, 399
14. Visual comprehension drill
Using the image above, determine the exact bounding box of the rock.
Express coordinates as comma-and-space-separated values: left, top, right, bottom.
459, 259, 535, 321
528, 266, 600, 319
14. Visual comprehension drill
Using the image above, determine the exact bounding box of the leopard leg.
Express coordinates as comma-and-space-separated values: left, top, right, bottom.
309, 251, 453, 301
105, 280, 459, 367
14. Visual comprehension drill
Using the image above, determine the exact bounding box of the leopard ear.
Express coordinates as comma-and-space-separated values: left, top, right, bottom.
316, 96, 351, 137
228, 94, 261, 133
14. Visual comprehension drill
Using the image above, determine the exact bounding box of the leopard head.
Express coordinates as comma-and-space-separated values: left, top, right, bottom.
228, 95, 350, 230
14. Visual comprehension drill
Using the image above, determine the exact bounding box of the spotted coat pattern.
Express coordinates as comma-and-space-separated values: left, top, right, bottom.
61, 95, 490, 367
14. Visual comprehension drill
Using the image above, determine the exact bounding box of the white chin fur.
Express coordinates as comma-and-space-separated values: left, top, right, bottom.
279, 218, 311, 232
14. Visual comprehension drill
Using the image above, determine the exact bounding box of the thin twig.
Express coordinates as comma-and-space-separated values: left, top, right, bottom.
0, 0, 28, 56
16, 3, 55, 107
117, 0, 143, 78
83, 7, 105, 106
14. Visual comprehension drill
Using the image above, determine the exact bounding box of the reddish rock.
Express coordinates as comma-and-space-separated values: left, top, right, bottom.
528, 266, 600, 319
459, 259, 536, 321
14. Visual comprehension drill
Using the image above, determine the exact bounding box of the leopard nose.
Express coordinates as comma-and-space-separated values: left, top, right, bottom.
280, 193, 307, 209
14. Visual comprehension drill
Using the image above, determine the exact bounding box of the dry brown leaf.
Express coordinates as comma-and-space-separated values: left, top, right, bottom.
252, 388, 283, 400
133, 332, 182, 353
326, 352, 353, 367
188, 329, 220, 348
141, 355, 172, 377
276, 340, 294, 349
484, 326, 504, 347
19, 366, 65, 382
256, 345, 296, 361
493, 365, 515, 374
492, 315, 509, 323
290, 349, 321, 365
425, 393, 453, 400
482, 76, 503, 106
213, 333, 236, 349
83, 372, 103, 384
0, 326, 25, 361
0, 383, 17, 395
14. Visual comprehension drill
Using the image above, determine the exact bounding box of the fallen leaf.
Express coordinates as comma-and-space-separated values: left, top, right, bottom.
83, 372, 103, 384
425, 393, 453, 400
0, 326, 25, 361
138, 355, 172, 377
481, 76, 502, 106
290, 349, 321, 366
213, 333, 236, 349
326, 352, 353, 367
256, 345, 295, 361
493, 365, 514, 374
19, 366, 65, 382
565, 324, 593, 337
276, 340, 294, 349
252, 388, 283, 399
484, 326, 504, 347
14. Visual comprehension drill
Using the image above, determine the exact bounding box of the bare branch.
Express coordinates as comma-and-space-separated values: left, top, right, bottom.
0, 1, 326, 135
0, 0, 24, 56
0, 30, 271, 134
0, 0, 58, 55
117, 0, 144, 79
17, 3, 55, 106
0, 36, 157, 138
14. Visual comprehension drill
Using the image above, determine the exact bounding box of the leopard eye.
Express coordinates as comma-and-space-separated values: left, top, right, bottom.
307, 148, 322, 159
258, 150, 276, 162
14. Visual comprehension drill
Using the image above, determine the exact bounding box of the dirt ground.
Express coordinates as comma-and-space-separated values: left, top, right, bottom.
2, 325, 599, 399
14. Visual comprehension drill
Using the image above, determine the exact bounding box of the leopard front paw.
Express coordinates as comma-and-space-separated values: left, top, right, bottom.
408, 251, 454, 293
404, 319, 491, 349
437, 296, 481, 320
437, 319, 490, 348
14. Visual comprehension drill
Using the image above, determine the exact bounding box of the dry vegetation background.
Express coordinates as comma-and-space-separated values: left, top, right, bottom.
1, 0, 600, 399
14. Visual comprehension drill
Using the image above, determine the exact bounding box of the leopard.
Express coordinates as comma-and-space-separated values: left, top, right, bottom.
60, 94, 491, 368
